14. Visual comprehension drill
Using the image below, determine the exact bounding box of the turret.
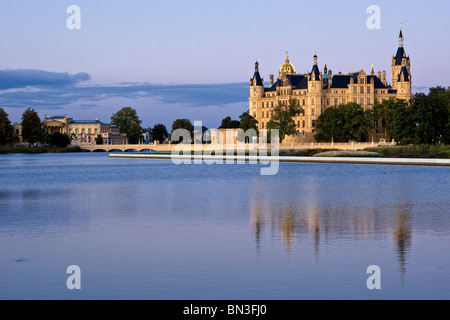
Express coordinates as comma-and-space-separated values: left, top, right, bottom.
392, 24, 411, 91
323, 61, 329, 88
250, 60, 264, 98
309, 52, 321, 82
308, 53, 322, 113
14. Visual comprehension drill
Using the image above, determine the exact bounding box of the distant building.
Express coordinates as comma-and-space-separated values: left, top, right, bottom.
249, 27, 412, 143
13, 115, 127, 145
141, 128, 153, 144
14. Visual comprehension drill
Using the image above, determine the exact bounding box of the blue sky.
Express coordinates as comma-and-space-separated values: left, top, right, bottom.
0, 0, 449, 129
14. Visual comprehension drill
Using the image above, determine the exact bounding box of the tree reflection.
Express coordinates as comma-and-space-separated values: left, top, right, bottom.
393, 204, 412, 280
249, 197, 413, 278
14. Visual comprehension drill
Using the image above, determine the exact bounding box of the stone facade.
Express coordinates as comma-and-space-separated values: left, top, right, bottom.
249, 28, 412, 143
13, 115, 127, 145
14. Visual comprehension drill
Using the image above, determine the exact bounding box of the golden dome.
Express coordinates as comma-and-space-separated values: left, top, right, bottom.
279, 51, 296, 75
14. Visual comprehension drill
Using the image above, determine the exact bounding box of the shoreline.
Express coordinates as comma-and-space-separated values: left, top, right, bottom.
108, 153, 450, 167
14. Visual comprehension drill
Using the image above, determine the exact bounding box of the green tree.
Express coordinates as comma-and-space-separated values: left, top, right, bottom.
374, 98, 412, 143
315, 103, 373, 142
314, 105, 344, 142
21, 108, 43, 146
219, 116, 240, 129
0, 108, 14, 146
238, 111, 259, 143
128, 122, 142, 144
239, 111, 259, 132
95, 134, 104, 145
47, 132, 71, 148
111, 107, 142, 143
267, 102, 304, 143
170, 119, 194, 143
445, 86, 450, 144
152, 124, 168, 143
411, 87, 449, 144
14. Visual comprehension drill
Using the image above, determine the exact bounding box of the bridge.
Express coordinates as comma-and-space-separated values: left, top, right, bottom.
76, 141, 393, 153
77, 144, 172, 153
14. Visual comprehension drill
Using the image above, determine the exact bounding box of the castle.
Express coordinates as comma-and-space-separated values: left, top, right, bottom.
249, 27, 412, 143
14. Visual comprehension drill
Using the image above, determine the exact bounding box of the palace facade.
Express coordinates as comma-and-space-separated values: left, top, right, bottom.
249, 28, 412, 143
14, 115, 127, 145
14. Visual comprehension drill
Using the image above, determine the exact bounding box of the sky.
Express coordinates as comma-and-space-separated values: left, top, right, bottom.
0, 0, 449, 130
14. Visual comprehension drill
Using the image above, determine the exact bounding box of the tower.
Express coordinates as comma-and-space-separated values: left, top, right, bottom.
250, 60, 264, 98
391, 24, 411, 98
323, 61, 329, 89
249, 60, 264, 119
308, 53, 322, 120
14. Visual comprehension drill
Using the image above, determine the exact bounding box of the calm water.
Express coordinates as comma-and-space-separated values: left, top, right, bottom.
0, 152, 449, 300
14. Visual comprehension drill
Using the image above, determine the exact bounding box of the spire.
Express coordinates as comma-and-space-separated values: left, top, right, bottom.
251, 60, 263, 86
398, 23, 404, 48
371, 64, 374, 75
310, 52, 320, 81
324, 61, 328, 74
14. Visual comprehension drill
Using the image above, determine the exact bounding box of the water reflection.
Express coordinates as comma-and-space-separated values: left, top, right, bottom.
249, 195, 413, 277
393, 204, 412, 279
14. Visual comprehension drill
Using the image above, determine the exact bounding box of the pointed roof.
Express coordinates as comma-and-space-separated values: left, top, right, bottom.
397, 66, 410, 82
394, 25, 407, 66
309, 53, 320, 81
251, 60, 263, 86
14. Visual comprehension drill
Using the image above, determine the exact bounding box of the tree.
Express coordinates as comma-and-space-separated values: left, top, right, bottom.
0, 108, 14, 146
21, 108, 43, 146
373, 98, 410, 143
238, 111, 259, 143
170, 119, 194, 143
372, 89, 450, 145
314, 106, 343, 142
239, 111, 259, 132
128, 122, 142, 144
152, 124, 168, 143
267, 102, 304, 143
219, 116, 240, 129
47, 132, 71, 148
111, 107, 142, 143
315, 103, 373, 142
411, 87, 449, 144
95, 134, 104, 145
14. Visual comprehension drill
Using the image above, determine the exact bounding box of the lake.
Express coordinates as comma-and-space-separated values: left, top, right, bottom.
0, 152, 449, 300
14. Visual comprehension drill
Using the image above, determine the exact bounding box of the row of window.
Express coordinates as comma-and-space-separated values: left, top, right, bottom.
257, 96, 387, 109
69, 128, 99, 134
260, 120, 316, 130
269, 86, 388, 97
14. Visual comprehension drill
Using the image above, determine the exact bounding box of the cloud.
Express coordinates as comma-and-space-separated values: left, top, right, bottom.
0, 69, 248, 110
0, 69, 90, 90
412, 86, 430, 94
0, 68, 250, 129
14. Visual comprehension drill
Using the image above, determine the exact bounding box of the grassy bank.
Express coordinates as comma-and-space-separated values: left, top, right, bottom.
0, 146, 83, 154
364, 145, 450, 158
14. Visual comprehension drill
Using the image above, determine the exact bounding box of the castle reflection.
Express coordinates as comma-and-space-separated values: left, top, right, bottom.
249, 182, 412, 276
